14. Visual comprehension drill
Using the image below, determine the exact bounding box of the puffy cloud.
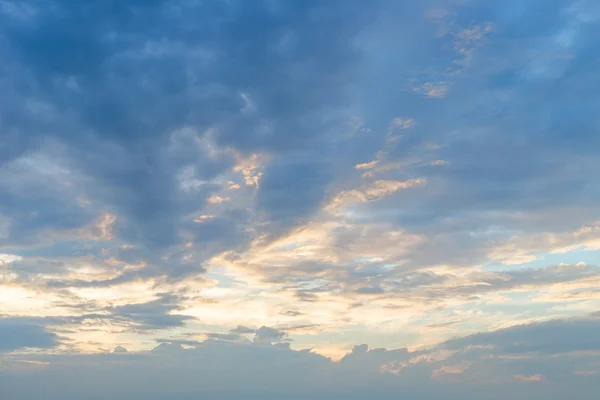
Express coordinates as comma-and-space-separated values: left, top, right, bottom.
253, 326, 288, 345
112, 345, 128, 354
2, 317, 600, 399
0, 0, 378, 275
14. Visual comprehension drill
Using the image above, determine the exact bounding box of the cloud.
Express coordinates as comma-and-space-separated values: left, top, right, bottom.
229, 325, 257, 335
2, 317, 600, 399
514, 374, 544, 382
253, 326, 288, 345
0, 318, 58, 352
442, 315, 600, 356
112, 345, 128, 354
0, 0, 379, 277
105, 293, 194, 330
256, 156, 333, 232
1, 1, 600, 397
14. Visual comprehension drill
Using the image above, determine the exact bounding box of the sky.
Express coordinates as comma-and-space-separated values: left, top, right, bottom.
1, 0, 600, 399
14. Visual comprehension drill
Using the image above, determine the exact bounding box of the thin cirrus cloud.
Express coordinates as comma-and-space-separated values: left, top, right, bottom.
1, 0, 600, 399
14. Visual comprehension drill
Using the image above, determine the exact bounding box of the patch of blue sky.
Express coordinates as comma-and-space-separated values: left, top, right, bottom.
483, 249, 600, 273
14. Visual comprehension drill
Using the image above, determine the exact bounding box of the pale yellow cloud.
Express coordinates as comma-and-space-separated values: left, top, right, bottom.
71, 212, 117, 241
414, 82, 449, 98
364, 179, 425, 199
194, 214, 216, 223
389, 117, 416, 130
231, 152, 267, 187
487, 221, 600, 265
0, 253, 22, 265
355, 160, 378, 170
325, 178, 425, 214
227, 180, 241, 190
430, 159, 448, 166
0, 285, 71, 317
207, 195, 230, 204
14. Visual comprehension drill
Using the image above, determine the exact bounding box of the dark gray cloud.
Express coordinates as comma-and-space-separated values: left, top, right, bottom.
216, 325, 289, 345
1, 0, 598, 309
154, 338, 203, 347
442, 315, 600, 355
0, 318, 58, 352
339, 344, 410, 375
0, 0, 380, 277
2, 316, 600, 399
280, 310, 304, 317
253, 326, 288, 345
203, 333, 245, 342
256, 155, 333, 232
105, 293, 193, 330
229, 325, 256, 335
26, 293, 197, 333
112, 345, 128, 353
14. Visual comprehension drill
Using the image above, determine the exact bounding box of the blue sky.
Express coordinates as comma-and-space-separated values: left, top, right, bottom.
1, 0, 600, 398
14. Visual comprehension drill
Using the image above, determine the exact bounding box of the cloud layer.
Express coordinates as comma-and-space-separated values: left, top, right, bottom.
2, 315, 600, 399
1, 0, 600, 398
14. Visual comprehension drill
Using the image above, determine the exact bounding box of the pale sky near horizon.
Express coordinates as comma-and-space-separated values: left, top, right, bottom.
1, 0, 600, 398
